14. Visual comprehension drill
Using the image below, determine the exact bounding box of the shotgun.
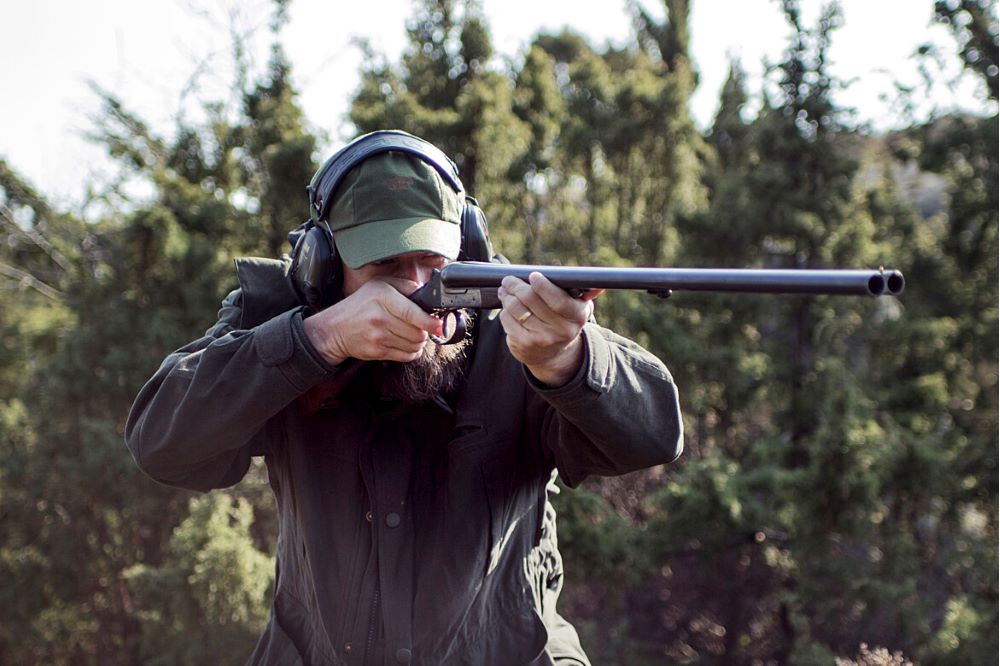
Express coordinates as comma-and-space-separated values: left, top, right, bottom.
409, 261, 905, 344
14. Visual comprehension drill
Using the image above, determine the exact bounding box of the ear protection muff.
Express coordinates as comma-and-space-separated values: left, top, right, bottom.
288, 130, 494, 312
286, 218, 340, 312
459, 195, 492, 263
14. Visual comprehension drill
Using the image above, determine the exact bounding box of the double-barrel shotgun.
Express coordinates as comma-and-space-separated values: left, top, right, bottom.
409, 262, 905, 344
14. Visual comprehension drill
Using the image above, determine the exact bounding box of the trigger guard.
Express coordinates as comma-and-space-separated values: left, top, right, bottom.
430, 311, 467, 345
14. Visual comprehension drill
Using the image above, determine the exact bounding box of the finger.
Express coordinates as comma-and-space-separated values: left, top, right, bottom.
358, 321, 431, 361
499, 307, 540, 339
499, 276, 548, 325
380, 315, 433, 346
575, 289, 603, 323
378, 347, 425, 363
503, 276, 603, 311
377, 286, 442, 335
498, 306, 533, 333
525, 273, 590, 323
381, 336, 429, 358
364, 278, 441, 333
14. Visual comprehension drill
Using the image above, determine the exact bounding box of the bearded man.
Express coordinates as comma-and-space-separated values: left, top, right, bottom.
125, 130, 683, 666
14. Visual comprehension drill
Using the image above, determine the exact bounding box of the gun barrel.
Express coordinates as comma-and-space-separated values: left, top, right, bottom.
440, 263, 905, 297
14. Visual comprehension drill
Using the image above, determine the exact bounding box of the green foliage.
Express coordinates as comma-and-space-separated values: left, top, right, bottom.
924, 595, 999, 665
352, 0, 529, 196
0, 0, 996, 664
0, 25, 307, 665
124, 495, 273, 665
555, 483, 652, 585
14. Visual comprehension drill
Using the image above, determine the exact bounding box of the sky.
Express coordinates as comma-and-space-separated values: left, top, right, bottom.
0, 0, 993, 211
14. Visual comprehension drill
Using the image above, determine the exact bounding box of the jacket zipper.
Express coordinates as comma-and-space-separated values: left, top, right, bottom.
366, 584, 380, 662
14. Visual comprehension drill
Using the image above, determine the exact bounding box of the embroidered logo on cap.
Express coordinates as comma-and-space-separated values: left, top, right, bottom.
385, 175, 416, 190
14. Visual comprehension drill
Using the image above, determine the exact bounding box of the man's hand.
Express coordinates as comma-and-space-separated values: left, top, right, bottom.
303, 278, 443, 366
497, 272, 604, 387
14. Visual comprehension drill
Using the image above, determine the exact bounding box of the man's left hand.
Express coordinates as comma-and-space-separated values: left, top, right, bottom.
497, 272, 604, 387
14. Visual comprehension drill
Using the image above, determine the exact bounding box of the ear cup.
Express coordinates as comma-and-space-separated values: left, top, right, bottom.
289, 221, 340, 311
459, 197, 494, 262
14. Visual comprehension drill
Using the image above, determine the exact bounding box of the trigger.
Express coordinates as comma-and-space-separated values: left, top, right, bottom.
430, 311, 467, 345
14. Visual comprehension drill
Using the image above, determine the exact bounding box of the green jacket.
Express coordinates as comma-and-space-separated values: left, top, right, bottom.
125, 258, 683, 666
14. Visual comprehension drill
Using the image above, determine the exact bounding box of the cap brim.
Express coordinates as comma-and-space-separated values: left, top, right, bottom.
334, 217, 462, 269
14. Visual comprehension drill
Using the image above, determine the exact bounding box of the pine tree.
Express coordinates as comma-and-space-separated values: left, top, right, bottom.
351, 0, 529, 199
0, 10, 312, 661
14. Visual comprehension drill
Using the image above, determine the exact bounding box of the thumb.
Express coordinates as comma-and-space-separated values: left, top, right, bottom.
579, 288, 605, 302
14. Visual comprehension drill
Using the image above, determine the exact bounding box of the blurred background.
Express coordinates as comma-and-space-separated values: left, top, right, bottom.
0, 0, 996, 664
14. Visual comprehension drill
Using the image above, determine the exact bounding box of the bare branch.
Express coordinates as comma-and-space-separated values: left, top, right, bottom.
0, 205, 73, 273
0, 261, 64, 301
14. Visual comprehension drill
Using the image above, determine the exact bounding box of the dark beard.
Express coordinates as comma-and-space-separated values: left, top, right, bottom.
373, 334, 470, 404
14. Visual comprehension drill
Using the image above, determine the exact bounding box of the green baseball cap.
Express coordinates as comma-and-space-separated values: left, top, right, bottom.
327, 152, 463, 269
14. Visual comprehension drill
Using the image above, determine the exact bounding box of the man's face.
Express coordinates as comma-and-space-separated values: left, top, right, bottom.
342, 251, 449, 296
342, 250, 468, 403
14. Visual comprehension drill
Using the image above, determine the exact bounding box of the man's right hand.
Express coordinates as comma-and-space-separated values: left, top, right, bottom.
302, 278, 443, 366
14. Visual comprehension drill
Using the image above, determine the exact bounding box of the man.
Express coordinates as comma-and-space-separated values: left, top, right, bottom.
125, 130, 683, 665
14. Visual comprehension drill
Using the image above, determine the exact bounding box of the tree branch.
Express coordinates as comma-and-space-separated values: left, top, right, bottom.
0, 261, 64, 301
0, 205, 73, 273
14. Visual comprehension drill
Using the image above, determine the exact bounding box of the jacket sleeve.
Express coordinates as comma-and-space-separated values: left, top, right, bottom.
124, 289, 337, 492
528, 323, 684, 487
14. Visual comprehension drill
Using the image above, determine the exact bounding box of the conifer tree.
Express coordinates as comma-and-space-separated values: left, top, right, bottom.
0, 9, 312, 660
350, 0, 529, 205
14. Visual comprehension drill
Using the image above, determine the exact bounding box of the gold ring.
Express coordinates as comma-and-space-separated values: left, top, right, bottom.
517, 311, 532, 324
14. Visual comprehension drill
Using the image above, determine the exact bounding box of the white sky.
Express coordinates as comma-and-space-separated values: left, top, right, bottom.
0, 0, 992, 210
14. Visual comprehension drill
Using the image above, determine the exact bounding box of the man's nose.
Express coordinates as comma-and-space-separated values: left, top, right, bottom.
397, 260, 429, 286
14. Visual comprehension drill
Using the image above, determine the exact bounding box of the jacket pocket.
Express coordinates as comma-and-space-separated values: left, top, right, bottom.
272, 588, 341, 665
246, 614, 305, 666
